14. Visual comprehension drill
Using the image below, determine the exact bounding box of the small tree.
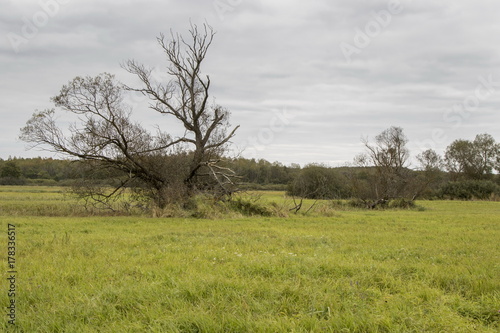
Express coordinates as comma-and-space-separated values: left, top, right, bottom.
1, 160, 22, 179
0, 159, 25, 185
413, 149, 445, 198
287, 164, 350, 199
20, 23, 239, 211
353, 126, 414, 207
416, 149, 443, 172
473, 134, 499, 177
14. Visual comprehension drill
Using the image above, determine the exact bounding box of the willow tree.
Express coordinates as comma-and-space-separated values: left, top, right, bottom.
20, 23, 239, 211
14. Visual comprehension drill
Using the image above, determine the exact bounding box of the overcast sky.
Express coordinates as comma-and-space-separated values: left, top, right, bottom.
1, 0, 500, 166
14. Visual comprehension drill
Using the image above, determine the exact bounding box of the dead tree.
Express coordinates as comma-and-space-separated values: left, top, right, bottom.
123, 23, 239, 195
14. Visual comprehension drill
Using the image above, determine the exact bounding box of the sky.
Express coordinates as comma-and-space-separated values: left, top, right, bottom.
1, 0, 500, 167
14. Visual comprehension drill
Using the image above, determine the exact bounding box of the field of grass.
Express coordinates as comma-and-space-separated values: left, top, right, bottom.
1, 186, 499, 332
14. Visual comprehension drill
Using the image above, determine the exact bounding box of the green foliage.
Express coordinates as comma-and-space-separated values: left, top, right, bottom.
2, 145, 499, 210
0, 159, 26, 185
439, 180, 500, 200
345, 198, 419, 210
0, 177, 26, 186
387, 198, 417, 209
152, 193, 282, 219
445, 133, 499, 180
228, 195, 273, 216
232, 158, 299, 185
347, 198, 368, 208
0, 157, 79, 182
1, 160, 22, 178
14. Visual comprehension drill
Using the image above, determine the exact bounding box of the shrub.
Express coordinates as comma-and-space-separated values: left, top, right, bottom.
388, 198, 416, 209
346, 198, 418, 210
26, 178, 59, 186
347, 198, 366, 208
0, 177, 26, 185
287, 165, 350, 199
228, 196, 272, 216
187, 196, 228, 219
439, 180, 500, 200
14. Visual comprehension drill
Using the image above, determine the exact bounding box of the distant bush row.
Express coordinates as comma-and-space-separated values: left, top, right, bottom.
438, 180, 500, 200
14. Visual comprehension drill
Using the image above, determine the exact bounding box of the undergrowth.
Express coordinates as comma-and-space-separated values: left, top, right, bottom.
0, 186, 428, 218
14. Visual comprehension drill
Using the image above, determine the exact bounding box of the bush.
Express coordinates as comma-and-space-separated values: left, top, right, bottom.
346, 198, 418, 210
186, 196, 228, 219
388, 198, 416, 209
183, 195, 274, 218
287, 165, 350, 199
439, 180, 500, 200
25, 178, 59, 186
347, 198, 366, 208
228, 196, 273, 216
0, 177, 26, 185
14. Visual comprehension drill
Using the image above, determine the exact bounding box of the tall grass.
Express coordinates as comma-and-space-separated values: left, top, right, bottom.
0, 186, 499, 332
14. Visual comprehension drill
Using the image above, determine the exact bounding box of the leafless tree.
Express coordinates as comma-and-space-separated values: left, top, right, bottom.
353, 126, 415, 207
416, 149, 443, 172
20, 23, 239, 211
123, 23, 239, 194
412, 149, 445, 199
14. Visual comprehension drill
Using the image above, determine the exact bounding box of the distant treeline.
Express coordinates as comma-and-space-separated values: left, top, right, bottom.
0, 157, 77, 185
1, 156, 499, 201
0, 157, 300, 188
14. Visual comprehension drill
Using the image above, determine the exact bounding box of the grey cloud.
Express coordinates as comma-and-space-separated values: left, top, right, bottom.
1, 0, 499, 165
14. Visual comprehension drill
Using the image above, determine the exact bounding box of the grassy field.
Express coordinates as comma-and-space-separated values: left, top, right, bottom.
1, 186, 499, 332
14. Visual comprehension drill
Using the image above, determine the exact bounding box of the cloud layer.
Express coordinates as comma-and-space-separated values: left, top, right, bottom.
2, 0, 500, 166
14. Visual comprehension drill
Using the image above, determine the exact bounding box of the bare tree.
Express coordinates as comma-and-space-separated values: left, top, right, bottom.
413, 148, 445, 198
20, 23, 239, 210
123, 24, 238, 193
363, 126, 410, 195
353, 126, 415, 207
416, 149, 443, 172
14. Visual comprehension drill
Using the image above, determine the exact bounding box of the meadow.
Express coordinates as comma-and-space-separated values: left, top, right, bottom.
1, 186, 499, 332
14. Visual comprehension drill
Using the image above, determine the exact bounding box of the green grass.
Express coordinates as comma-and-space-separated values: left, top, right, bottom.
1, 186, 499, 332
0, 186, 86, 217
